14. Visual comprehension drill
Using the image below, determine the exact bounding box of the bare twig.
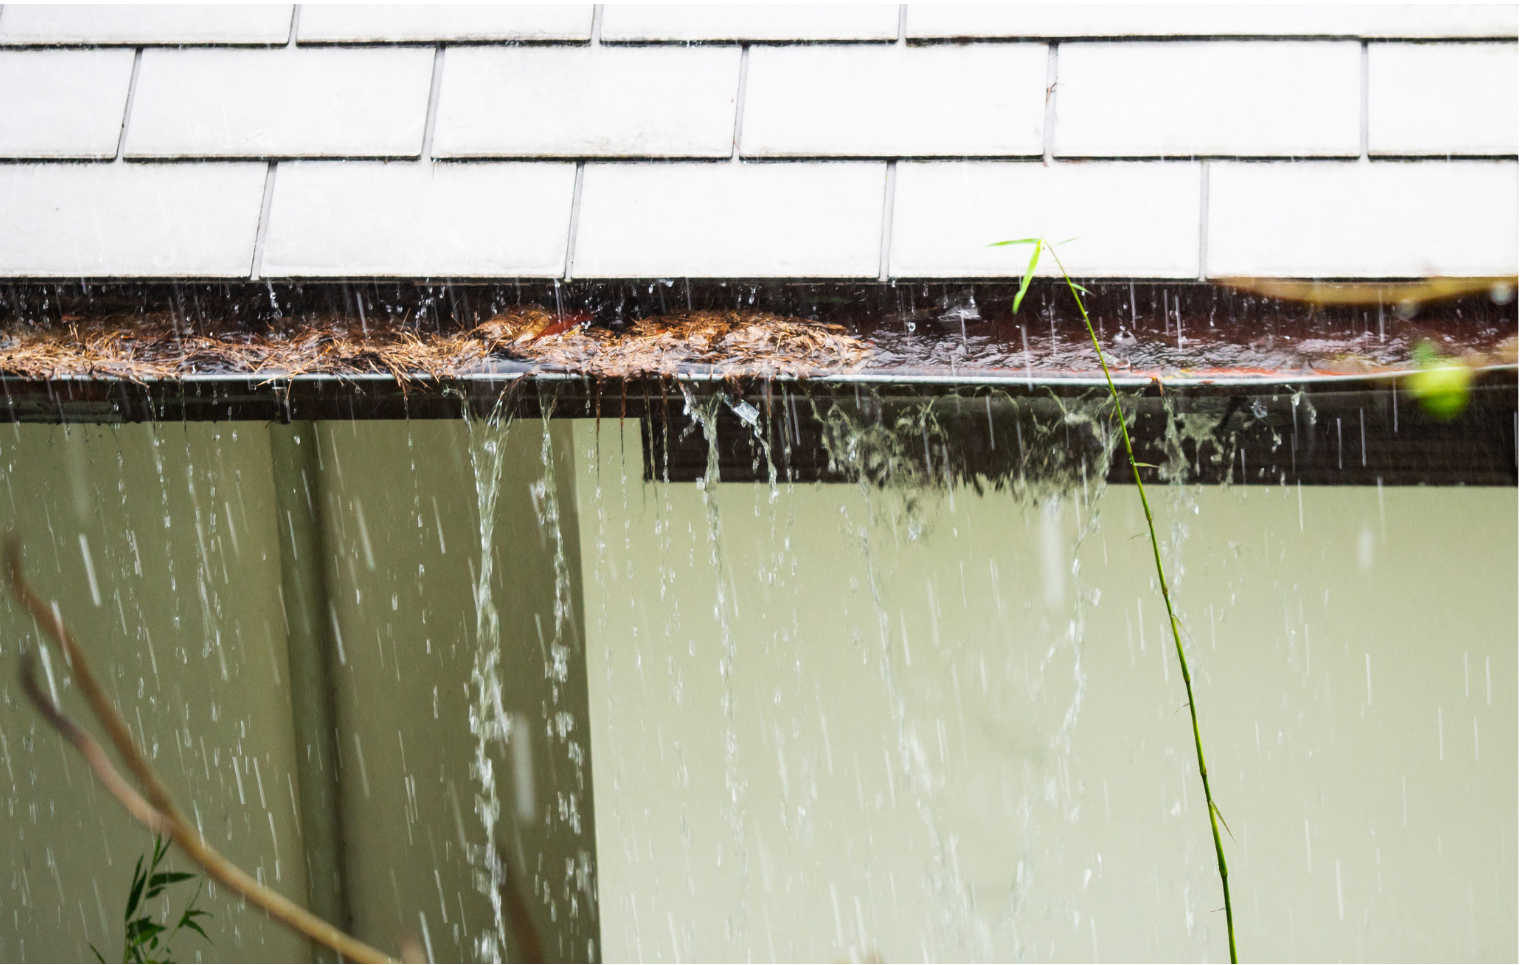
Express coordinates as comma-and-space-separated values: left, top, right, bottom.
5, 537, 396, 965
18, 652, 170, 835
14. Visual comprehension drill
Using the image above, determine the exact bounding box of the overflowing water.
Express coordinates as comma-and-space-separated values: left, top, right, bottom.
0, 373, 1513, 963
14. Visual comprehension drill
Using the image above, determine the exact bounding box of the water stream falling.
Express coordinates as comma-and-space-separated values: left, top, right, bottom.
678, 383, 752, 953
465, 385, 519, 962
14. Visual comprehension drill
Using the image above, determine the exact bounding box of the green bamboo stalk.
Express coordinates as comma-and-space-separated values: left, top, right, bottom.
996, 238, 1237, 962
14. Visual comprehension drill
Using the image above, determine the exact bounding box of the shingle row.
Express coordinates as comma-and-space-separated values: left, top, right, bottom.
1, 41, 1515, 160
0, 160, 1513, 279
0, 4, 1516, 45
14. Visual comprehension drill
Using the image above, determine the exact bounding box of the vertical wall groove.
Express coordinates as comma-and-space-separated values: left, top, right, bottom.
1043, 42, 1060, 164
731, 46, 751, 162
250, 162, 278, 280
1359, 41, 1370, 160
1197, 160, 1210, 281
270, 422, 354, 961
878, 161, 897, 282
419, 45, 446, 161
113, 48, 142, 161
563, 163, 585, 282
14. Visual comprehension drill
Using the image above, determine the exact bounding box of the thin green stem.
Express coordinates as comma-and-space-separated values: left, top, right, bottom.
1046, 243, 1237, 963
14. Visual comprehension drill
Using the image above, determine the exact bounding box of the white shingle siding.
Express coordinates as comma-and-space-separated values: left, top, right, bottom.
891, 161, 1203, 278
740, 45, 1048, 158
296, 5, 594, 44
1206, 161, 1518, 277
573, 162, 886, 278
905, 4, 1518, 39
1368, 42, 1518, 156
259, 162, 576, 278
0, 163, 266, 277
1053, 42, 1360, 157
600, 5, 899, 43
0, 4, 294, 46
0, 49, 135, 158
125, 47, 435, 158
0, 6, 1515, 280
433, 47, 740, 159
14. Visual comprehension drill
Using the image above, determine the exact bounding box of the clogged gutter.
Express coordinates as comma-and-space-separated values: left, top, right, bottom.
0, 309, 872, 383
0, 283, 1515, 385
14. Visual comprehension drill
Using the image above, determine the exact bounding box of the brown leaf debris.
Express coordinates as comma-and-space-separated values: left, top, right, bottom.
0, 308, 869, 383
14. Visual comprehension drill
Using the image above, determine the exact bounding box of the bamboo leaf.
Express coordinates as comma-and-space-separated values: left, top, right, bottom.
1212, 802, 1239, 843
125, 856, 147, 919
181, 914, 212, 943
987, 238, 1041, 247
149, 871, 194, 890
1010, 240, 1044, 313
126, 918, 164, 943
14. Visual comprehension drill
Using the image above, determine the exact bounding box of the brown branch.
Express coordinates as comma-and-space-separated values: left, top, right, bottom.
6, 537, 396, 965
18, 652, 172, 835
495, 841, 544, 964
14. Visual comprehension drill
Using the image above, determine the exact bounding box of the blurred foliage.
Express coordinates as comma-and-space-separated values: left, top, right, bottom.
1406, 342, 1474, 420
92, 835, 212, 964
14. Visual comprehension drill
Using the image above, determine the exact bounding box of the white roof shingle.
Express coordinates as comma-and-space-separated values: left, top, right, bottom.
0, 49, 136, 158
0, 4, 294, 46
1207, 160, 1518, 277
741, 44, 1049, 157
0, 162, 267, 277
433, 46, 740, 158
1368, 42, 1518, 156
573, 161, 886, 278
891, 161, 1203, 278
296, 4, 593, 44
601, 5, 899, 43
125, 47, 435, 158
1053, 41, 1361, 157
259, 161, 577, 278
905, 4, 1519, 39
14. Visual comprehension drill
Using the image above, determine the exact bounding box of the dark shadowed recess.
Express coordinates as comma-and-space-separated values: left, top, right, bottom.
2, 371, 1514, 488
632, 377, 1517, 488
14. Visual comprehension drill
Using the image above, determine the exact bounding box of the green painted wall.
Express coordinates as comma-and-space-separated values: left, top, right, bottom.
575, 418, 1516, 963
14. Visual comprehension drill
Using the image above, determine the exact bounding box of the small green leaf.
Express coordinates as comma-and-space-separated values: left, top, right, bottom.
125, 857, 147, 919
146, 870, 194, 899
181, 917, 211, 942
1010, 240, 1044, 313
126, 918, 165, 943
987, 238, 1041, 247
